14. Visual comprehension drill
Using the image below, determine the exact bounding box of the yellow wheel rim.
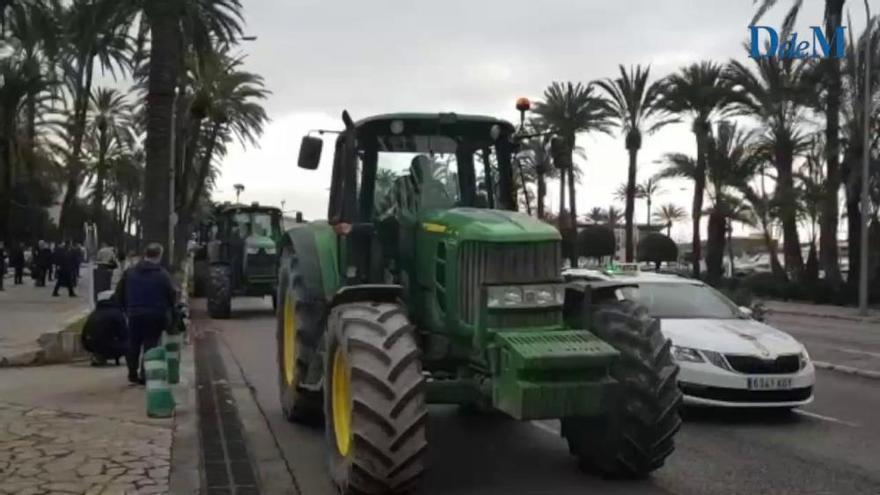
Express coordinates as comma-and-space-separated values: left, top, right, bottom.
283, 291, 296, 385
332, 347, 353, 457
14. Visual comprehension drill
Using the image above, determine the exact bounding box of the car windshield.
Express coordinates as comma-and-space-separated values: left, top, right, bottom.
623, 282, 740, 319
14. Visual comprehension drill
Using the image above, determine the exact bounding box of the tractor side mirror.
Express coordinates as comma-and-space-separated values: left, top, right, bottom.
297, 136, 323, 170
550, 136, 571, 170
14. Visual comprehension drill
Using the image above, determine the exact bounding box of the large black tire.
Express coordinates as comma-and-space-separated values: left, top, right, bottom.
325, 303, 426, 495
207, 265, 232, 319
562, 300, 682, 478
276, 252, 323, 423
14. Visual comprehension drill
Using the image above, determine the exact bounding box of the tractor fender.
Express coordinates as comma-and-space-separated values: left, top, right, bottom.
329, 284, 403, 309
279, 221, 340, 302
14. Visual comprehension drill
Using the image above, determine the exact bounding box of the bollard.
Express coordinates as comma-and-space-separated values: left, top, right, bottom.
144, 347, 175, 418
163, 331, 183, 385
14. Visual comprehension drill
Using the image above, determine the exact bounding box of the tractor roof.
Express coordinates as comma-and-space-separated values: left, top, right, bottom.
216, 202, 281, 214
352, 113, 516, 137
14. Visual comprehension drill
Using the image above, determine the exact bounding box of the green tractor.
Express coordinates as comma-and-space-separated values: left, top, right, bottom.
204, 202, 283, 318
276, 111, 681, 494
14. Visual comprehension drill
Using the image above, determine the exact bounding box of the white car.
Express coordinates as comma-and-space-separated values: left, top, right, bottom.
564, 267, 815, 409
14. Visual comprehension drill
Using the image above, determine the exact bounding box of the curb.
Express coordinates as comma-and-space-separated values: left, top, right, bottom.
813, 360, 880, 380
169, 344, 200, 494
0, 308, 91, 367
766, 308, 880, 325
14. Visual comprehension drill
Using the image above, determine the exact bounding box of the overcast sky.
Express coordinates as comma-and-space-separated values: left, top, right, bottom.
215, 0, 870, 241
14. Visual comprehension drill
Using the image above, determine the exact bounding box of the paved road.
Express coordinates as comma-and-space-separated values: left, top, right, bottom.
767, 313, 880, 373
199, 298, 880, 495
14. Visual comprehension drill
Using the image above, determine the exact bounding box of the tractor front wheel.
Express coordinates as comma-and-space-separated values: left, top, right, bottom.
276, 253, 323, 423
324, 303, 426, 495
562, 300, 682, 478
207, 265, 232, 319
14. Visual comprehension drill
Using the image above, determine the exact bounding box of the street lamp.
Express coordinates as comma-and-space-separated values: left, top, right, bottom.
859, 0, 872, 316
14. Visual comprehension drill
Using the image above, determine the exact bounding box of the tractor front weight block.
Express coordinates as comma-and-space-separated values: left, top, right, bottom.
492, 330, 619, 420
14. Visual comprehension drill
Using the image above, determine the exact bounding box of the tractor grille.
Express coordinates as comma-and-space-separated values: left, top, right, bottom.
458, 241, 561, 324
724, 354, 800, 374
245, 252, 276, 280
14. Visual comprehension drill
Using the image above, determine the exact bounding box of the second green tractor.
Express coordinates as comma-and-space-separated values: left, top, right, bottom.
276, 110, 681, 494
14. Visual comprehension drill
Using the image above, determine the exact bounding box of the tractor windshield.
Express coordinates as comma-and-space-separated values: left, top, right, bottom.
368, 133, 506, 220
231, 211, 280, 238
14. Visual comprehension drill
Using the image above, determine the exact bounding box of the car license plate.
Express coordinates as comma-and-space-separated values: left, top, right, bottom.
747, 376, 793, 390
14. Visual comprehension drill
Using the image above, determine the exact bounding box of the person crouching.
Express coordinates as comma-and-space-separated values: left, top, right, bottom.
81, 290, 129, 366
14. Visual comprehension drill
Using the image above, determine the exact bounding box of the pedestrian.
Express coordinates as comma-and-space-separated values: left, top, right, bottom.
51, 242, 76, 297
71, 242, 84, 288
10, 242, 25, 285
35, 241, 51, 287
115, 243, 177, 385
96, 242, 118, 269
47, 242, 55, 281
0, 241, 7, 291
81, 290, 128, 366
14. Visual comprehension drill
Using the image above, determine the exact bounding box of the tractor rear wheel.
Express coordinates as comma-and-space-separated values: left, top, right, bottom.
276, 253, 323, 423
324, 303, 426, 495
562, 300, 681, 478
207, 265, 232, 319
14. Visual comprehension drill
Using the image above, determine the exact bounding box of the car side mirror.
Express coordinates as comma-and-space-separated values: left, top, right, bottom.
738, 306, 754, 318
297, 136, 323, 170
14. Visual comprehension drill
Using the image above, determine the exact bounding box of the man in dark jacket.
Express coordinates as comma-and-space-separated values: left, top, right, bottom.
115, 243, 177, 384
81, 290, 128, 365
34, 241, 51, 287
10, 243, 25, 285
52, 242, 76, 297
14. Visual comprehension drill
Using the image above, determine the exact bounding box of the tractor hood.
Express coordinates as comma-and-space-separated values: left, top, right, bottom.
420, 207, 561, 243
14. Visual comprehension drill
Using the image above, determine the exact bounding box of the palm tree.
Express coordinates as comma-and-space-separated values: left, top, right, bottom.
58, 0, 134, 239
725, 52, 812, 280
752, 0, 846, 286
798, 136, 827, 281
586, 206, 607, 224
86, 87, 132, 241
639, 178, 662, 227
534, 81, 613, 263
654, 203, 687, 237
606, 205, 623, 228
517, 125, 557, 219
658, 61, 734, 277
596, 65, 676, 261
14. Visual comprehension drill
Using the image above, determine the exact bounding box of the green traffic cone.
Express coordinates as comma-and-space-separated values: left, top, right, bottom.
163, 332, 183, 385
144, 347, 175, 418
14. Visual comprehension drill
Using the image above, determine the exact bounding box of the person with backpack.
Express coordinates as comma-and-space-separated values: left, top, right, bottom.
114, 243, 178, 385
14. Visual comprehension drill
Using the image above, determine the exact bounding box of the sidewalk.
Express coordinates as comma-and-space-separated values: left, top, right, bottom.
0, 343, 197, 494
0, 265, 115, 366
763, 300, 880, 324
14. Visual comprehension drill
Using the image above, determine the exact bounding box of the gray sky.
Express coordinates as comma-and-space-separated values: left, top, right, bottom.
216, 0, 870, 241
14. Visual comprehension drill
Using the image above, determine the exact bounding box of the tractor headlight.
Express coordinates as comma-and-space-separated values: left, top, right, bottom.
487, 284, 564, 309
246, 246, 260, 255
263, 246, 276, 255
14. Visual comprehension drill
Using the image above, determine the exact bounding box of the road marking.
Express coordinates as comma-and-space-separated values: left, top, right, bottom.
531, 420, 560, 436
837, 348, 880, 359
794, 409, 860, 428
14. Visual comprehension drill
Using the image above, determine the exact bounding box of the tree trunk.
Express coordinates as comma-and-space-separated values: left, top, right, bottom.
775, 145, 804, 280
624, 146, 638, 262
558, 169, 566, 229
536, 168, 545, 219
59, 56, 95, 239
727, 222, 735, 277
174, 122, 220, 266
646, 196, 652, 228
691, 125, 708, 278
565, 133, 578, 267
666, 222, 671, 237
706, 211, 725, 285
143, 0, 180, 264
760, 221, 786, 279
92, 129, 108, 242
820, 0, 845, 287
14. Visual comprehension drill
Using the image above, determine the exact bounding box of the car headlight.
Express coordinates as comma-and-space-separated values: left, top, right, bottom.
671, 345, 705, 363
487, 284, 564, 308
702, 350, 732, 371
799, 348, 811, 369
